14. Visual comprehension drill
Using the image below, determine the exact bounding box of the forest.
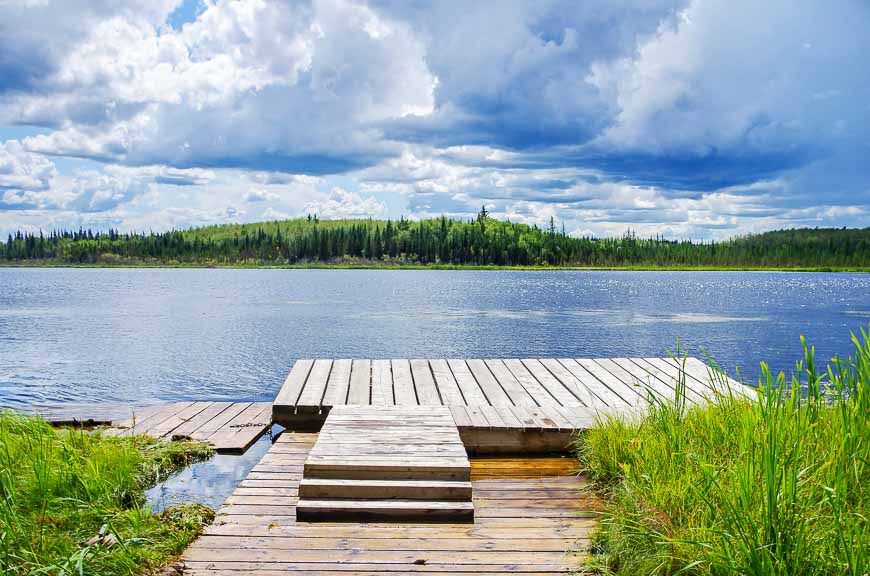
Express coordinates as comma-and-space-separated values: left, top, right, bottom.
2, 209, 869, 269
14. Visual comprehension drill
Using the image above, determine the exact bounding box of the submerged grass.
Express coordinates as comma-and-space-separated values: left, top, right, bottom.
0, 413, 214, 575
578, 329, 869, 575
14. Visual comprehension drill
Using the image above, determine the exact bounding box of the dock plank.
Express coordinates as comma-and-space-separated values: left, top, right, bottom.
466, 359, 512, 406
321, 359, 352, 407
574, 359, 646, 406
370, 359, 394, 405
391, 360, 417, 405
431, 359, 466, 406
448, 360, 489, 406
297, 359, 333, 412
486, 360, 537, 407
556, 359, 627, 407
411, 359, 442, 405
347, 359, 372, 405
274, 360, 314, 411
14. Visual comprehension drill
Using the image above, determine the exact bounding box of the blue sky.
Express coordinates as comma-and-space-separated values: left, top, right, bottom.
1, 0, 867, 238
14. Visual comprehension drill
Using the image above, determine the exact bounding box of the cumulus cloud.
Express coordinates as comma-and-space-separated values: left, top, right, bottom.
0, 140, 57, 197
378, 0, 685, 148
305, 187, 386, 218
0, 0, 867, 238
12, 0, 437, 174
242, 188, 281, 203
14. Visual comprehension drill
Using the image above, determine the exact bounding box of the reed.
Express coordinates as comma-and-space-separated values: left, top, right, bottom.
0, 413, 213, 575
578, 328, 869, 575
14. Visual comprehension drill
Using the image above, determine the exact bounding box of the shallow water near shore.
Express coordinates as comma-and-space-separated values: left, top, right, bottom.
1, 268, 869, 412
145, 428, 280, 512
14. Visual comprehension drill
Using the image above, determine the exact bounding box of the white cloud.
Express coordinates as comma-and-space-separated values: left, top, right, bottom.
13, 0, 437, 174
0, 140, 57, 201
242, 188, 281, 203
304, 186, 386, 219
0, 0, 867, 238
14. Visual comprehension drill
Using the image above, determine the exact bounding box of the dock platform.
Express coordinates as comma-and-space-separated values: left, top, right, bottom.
106, 401, 273, 453
274, 357, 750, 452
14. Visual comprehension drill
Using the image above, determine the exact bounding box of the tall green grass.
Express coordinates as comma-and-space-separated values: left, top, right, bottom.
578, 329, 869, 575
0, 413, 214, 575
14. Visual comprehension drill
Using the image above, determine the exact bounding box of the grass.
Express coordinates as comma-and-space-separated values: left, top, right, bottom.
577, 328, 869, 575
0, 413, 215, 575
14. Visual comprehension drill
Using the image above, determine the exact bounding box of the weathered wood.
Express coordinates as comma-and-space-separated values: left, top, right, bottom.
504, 359, 574, 407
204, 402, 273, 454
296, 359, 333, 412
430, 359, 466, 406
574, 358, 646, 406
555, 359, 626, 407
625, 358, 705, 404
448, 359, 489, 406
410, 359, 441, 405
485, 360, 537, 406
522, 359, 592, 407
185, 431, 594, 575
118, 402, 194, 437
641, 358, 713, 401
347, 359, 372, 405
321, 359, 352, 407
105, 401, 273, 454
273, 359, 314, 418
537, 359, 598, 408
172, 402, 231, 438
666, 356, 755, 399
597, 358, 672, 403
298, 406, 473, 520
391, 359, 417, 405
296, 499, 475, 522
370, 359, 394, 405
275, 357, 752, 420
299, 478, 473, 500
466, 359, 512, 406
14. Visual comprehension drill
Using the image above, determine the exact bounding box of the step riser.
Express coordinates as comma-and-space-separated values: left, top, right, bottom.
304, 465, 470, 482
297, 505, 474, 523
299, 483, 472, 501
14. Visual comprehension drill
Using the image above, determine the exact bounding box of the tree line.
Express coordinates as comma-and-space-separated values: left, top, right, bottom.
2, 210, 868, 268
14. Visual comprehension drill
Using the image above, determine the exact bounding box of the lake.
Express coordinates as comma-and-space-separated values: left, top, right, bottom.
1, 268, 868, 412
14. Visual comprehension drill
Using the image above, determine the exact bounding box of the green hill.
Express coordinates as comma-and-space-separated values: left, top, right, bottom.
3, 214, 869, 270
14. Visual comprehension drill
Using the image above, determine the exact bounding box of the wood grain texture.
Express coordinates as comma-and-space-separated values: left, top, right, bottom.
184, 432, 596, 575
108, 401, 272, 453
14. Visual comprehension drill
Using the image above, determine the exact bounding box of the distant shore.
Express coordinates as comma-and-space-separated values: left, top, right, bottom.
2, 261, 868, 272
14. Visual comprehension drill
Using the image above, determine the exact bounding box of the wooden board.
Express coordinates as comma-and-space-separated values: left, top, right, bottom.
183, 432, 596, 575
107, 401, 272, 454
298, 406, 473, 521
271, 357, 756, 435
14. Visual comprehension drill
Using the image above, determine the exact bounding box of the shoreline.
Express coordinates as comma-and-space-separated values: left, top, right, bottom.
2, 262, 868, 272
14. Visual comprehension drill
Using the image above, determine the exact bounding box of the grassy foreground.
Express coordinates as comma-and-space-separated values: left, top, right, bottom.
578, 330, 869, 575
0, 413, 214, 575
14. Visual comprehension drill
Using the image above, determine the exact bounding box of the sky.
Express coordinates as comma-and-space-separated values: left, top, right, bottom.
0, 0, 868, 239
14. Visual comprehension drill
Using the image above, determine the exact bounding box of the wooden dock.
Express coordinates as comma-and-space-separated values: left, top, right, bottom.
183, 432, 596, 574
274, 357, 750, 452
93, 357, 750, 572
106, 401, 273, 454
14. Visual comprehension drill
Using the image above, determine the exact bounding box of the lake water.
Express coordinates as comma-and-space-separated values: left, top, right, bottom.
1, 268, 869, 412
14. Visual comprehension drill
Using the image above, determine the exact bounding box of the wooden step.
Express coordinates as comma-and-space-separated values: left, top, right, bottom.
299, 478, 473, 501
303, 459, 471, 482
296, 499, 474, 523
